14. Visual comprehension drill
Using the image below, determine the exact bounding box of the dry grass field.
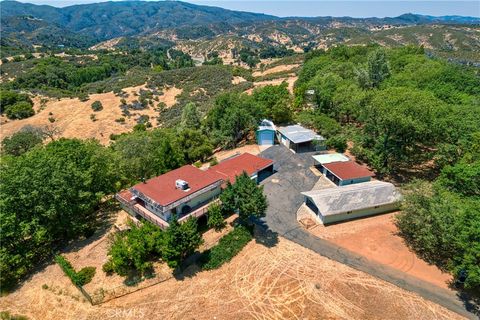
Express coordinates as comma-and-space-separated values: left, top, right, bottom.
0, 85, 181, 145
0, 212, 463, 320
252, 64, 300, 77
245, 76, 298, 95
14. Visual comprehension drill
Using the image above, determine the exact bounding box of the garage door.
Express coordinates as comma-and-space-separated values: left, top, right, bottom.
258, 131, 273, 145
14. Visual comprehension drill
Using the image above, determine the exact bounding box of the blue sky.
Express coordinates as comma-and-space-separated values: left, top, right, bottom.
12, 0, 480, 18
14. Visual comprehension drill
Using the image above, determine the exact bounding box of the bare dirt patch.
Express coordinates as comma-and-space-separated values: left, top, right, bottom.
252, 64, 300, 77
214, 145, 261, 162
0, 235, 462, 320
0, 85, 182, 145
307, 212, 453, 289
246, 76, 298, 95
232, 76, 247, 84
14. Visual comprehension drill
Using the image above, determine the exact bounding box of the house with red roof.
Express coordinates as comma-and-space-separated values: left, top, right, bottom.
321, 160, 375, 186
116, 153, 274, 228
210, 152, 274, 184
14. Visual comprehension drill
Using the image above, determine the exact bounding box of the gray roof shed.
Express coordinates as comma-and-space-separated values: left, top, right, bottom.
277, 125, 324, 144
302, 181, 402, 216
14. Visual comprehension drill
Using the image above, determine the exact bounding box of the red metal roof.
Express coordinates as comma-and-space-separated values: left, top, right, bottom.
127, 153, 273, 206
322, 161, 375, 180
210, 153, 274, 183
132, 165, 223, 206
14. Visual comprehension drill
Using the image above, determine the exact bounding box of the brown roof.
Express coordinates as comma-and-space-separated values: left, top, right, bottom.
322, 161, 375, 180
132, 165, 223, 206
210, 153, 274, 183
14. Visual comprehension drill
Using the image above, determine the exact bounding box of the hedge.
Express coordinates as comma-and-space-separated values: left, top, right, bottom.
55, 255, 96, 286
201, 225, 253, 270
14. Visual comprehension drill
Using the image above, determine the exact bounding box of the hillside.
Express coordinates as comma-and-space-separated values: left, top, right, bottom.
0, 0, 277, 40
1, 16, 96, 53
2, 1, 479, 63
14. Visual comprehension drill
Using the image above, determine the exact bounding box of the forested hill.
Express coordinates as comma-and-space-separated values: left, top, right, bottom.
1, 0, 479, 41
0, 0, 277, 39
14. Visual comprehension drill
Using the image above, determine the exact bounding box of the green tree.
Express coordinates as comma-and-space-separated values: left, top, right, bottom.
91, 101, 103, 112
0, 90, 32, 113
396, 181, 480, 290
113, 129, 184, 182
219, 180, 237, 215
105, 221, 164, 276
326, 135, 347, 153
219, 173, 268, 223
355, 67, 371, 89
175, 129, 213, 163
206, 93, 260, 147
2, 129, 43, 156
367, 48, 390, 88
180, 102, 202, 130
252, 83, 293, 124
162, 216, 203, 269
207, 203, 226, 231
5, 102, 35, 119
234, 172, 268, 223
438, 160, 480, 197
0, 139, 118, 289
359, 87, 446, 173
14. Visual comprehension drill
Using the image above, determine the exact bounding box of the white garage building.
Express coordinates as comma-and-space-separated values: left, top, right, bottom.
302, 181, 402, 224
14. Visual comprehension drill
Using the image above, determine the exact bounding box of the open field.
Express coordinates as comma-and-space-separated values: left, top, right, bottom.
252, 64, 300, 77
0, 85, 181, 144
0, 217, 463, 320
246, 75, 297, 94
301, 210, 453, 290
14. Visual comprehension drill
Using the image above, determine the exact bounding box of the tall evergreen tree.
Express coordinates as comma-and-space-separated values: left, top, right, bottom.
180, 102, 201, 130
367, 48, 390, 88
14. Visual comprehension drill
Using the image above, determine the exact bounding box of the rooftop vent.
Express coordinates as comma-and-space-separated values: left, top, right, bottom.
175, 179, 189, 191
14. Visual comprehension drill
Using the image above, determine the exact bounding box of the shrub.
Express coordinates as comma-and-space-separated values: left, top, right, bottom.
209, 157, 218, 166
102, 260, 115, 275
115, 117, 125, 123
91, 101, 103, 112
326, 135, 348, 153
5, 102, 34, 120
76, 267, 96, 286
55, 255, 96, 286
78, 93, 89, 102
48, 117, 55, 123
201, 225, 252, 270
133, 123, 146, 131
90, 114, 97, 122
0, 311, 28, 320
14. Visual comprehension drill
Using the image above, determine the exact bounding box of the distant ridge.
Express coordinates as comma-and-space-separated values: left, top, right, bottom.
1, 0, 478, 40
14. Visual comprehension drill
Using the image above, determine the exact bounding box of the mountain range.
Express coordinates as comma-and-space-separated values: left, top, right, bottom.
1, 0, 479, 63
1, 0, 479, 41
